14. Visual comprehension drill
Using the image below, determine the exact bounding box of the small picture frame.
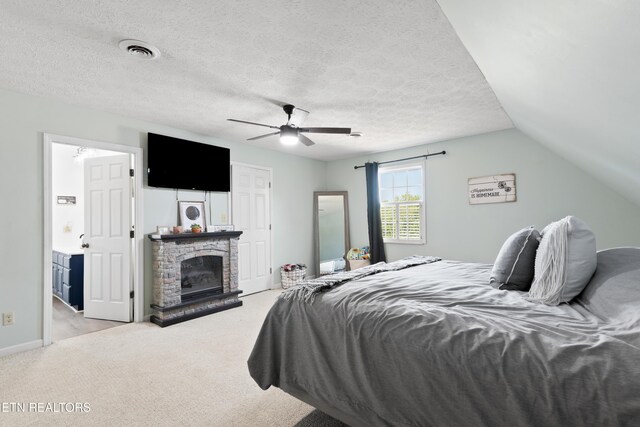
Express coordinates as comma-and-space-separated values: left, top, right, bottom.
179, 201, 207, 232
156, 226, 171, 235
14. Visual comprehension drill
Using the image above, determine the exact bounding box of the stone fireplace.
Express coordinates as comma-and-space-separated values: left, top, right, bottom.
149, 231, 243, 327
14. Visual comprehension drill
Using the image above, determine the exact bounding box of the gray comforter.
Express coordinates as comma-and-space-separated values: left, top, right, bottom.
248, 250, 640, 426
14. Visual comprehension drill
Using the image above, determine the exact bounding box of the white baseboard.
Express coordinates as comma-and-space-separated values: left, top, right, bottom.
0, 339, 43, 358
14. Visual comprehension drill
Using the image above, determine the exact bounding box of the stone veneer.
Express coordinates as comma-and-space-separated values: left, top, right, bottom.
148, 231, 243, 327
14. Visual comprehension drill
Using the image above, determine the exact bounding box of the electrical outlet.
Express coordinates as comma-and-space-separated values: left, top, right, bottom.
3, 312, 14, 326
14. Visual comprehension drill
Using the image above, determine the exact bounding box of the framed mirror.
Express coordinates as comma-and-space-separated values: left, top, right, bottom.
314, 191, 350, 276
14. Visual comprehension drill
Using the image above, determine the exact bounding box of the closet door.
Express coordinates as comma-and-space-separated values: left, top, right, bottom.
232, 164, 272, 295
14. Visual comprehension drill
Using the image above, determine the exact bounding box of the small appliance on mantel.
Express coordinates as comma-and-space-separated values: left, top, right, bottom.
148, 230, 243, 327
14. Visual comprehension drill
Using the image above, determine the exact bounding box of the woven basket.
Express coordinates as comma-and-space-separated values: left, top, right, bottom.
281, 267, 307, 289
347, 259, 370, 271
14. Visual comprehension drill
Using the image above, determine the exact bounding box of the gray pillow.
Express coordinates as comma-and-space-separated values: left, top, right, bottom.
490, 226, 541, 291
528, 216, 597, 305
577, 247, 640, 322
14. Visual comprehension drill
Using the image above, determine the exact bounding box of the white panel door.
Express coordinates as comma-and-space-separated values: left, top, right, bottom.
83, 154, 132, 322
232, 164, 272, 295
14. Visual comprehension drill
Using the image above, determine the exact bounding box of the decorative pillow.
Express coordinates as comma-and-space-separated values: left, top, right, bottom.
490, 226, 541, 291
528, 216, 597, 305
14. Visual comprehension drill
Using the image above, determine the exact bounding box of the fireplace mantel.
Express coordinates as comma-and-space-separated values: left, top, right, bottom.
148, 231, 242, 241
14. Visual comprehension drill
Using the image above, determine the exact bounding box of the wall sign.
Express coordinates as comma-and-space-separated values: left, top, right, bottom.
57, 196, 77, 205
468, 174, 516, 205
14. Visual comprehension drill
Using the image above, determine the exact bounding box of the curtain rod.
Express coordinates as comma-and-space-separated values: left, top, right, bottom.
353, 151, 446, 170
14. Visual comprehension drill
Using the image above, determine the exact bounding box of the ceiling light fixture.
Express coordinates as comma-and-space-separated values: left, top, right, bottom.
73, 146, 97, 163
279, 126, 299, 146
118, 39, 161, 60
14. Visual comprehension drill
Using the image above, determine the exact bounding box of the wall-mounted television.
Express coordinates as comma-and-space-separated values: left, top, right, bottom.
147, 133, 230, 192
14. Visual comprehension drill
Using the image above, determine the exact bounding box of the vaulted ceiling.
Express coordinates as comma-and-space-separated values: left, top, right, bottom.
1, 1, 637, 206
437, 0, 640, 206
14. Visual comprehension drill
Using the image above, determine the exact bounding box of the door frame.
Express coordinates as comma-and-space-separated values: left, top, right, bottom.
43, 133, 144, 346
230, 161, 274, 291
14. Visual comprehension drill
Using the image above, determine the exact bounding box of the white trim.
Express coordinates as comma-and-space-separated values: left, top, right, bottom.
230, 161, 274, 288
379, 159, 427, 245
43, 133, 145, 348
231, 160, 273, 170
383, 238, 426, 245
379, 162, 424, 172
0, 340, 43, 357
43, 137, 53, 345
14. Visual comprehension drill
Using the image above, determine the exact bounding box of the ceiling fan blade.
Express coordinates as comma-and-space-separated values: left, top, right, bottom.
299, 134, 316, 147
299, 127, 351, 134
227, 118, 279, 129
288, 107, 310, 127
247, 131, 280, 141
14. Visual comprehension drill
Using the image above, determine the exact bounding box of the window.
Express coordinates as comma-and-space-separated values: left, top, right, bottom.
378, 162, 425, 244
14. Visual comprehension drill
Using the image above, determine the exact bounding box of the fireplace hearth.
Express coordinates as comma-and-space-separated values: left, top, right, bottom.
148, 231, 243, 327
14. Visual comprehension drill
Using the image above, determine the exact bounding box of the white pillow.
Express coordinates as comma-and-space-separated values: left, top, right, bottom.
528, 216, 597, 305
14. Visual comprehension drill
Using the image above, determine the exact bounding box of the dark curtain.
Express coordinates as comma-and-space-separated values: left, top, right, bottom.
365, 162, 387, 263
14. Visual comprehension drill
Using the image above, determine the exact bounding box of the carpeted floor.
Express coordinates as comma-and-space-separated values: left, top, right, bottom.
0, 290, 346, 426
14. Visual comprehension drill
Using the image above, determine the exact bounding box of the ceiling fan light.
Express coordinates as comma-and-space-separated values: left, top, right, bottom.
280, 134, 299, 146
280, 127, 299, 146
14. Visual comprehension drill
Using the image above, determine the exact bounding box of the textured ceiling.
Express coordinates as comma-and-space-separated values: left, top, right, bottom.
437, 0, 640, 207
0, 0, 511, 161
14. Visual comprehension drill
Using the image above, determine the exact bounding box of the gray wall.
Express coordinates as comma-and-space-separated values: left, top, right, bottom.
0, 88, 326, 350
2, 87, 640, 353
326, 128, 640, 263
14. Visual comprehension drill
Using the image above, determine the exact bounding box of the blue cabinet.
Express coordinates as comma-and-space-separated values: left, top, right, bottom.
52, 251, 84, 311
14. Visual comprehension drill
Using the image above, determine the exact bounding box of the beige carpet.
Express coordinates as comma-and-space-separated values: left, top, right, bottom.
0, 290, 346, 426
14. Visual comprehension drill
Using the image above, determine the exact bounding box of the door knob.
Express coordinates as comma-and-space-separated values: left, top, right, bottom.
81, 243, 90, 249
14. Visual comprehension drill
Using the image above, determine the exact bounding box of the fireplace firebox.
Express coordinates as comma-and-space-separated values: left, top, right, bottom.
181, 255, 223, 300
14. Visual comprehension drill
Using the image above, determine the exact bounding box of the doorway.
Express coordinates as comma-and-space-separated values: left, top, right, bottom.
43, 134, 144, 345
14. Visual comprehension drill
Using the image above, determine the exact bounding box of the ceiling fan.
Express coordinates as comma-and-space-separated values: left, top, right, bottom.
227, 104, 351, 147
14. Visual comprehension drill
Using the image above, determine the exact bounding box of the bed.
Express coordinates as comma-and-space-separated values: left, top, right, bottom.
248, 248, 640, 426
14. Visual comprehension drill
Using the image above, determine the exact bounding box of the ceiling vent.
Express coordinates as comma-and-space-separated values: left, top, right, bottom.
118, 39, 161, 60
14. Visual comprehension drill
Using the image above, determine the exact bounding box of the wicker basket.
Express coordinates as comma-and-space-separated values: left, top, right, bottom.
347, 259, 370, 271
280, 266, 307, 289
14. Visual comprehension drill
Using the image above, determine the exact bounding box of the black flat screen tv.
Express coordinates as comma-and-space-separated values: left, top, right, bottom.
147, 133, 230, 192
